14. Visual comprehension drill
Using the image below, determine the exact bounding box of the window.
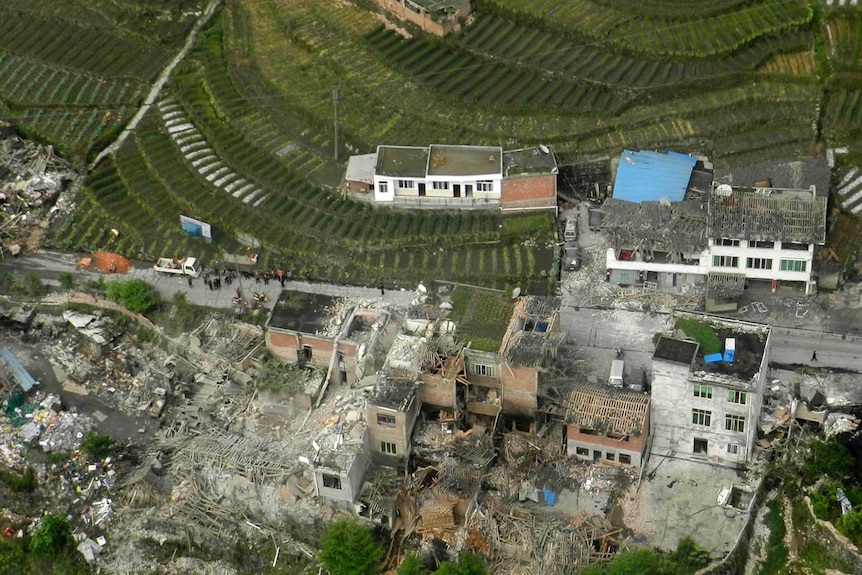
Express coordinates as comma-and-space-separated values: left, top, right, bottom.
618, 454, 632, 465
606, 453, 615, 461
322, 474, 342, 490
693, 385, 713, 399
727, 444, 739, 455
746, 257, 773, 270
432, 181, 449, 191
712, 255, 739, 268
476, 180, 493, 192
717, 238, 740, 247
397, 179, 414, 189
692, 409, 712, 427
751, 240, 775, 249
725, 415, 746, 433
471, 363, 496, 378
727, 390, 747, 405
299, 345, 312, 363
782, 241, 809, 251
380, 442, 397, 455
377, 414, 396, 428
576, 447, 589, 456
780, 259, 807, 272
378, 181, 389, 195
693, 438, 708, 454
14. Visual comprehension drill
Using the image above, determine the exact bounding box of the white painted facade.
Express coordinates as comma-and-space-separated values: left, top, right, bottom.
373, 172, 502, 202
650, 323, 771, 468
607, 240, 814, 287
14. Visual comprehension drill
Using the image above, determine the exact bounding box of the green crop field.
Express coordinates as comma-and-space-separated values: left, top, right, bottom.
0, 0, 859, 294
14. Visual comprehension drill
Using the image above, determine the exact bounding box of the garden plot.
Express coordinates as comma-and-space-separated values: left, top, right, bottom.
157, 99, 268, 207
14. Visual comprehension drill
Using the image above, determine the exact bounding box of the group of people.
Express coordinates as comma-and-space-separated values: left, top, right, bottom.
201, 267, 292, 291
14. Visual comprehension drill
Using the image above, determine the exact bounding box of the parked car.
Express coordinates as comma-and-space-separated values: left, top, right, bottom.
588, 208, 603, 231
564, 241, 581, 271
564, 216, 578, 241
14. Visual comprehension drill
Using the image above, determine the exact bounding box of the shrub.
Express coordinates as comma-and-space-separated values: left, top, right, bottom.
106, 279, 160, 313
397, 554, 424, 575
0, 271, 44, 297
801, 437, 854, 485
58, 273, 75, 290
836, 508, 862, 546
80, 431, 114, 460
0, 466, 36, 492
671, 537, 710, 572
674, 318, 722, 355
30, 514, 72, 556
318, 519, 384, 575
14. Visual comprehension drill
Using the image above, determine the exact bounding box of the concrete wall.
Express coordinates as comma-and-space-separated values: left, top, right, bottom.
500, 365, 538, 417
651, 357, 754, 467
419, 372, 457, 409
266, 330, 359, 384
566, 427, 647, 467
372, 0, 470, 36
367, 393, 420, 466
500, 175, 557, 209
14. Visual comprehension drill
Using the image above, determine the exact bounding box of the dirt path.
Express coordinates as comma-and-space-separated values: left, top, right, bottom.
88, 0, 222, 170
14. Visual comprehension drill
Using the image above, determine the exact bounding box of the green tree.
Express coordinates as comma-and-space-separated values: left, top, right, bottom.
169, 291, 197, 331
581, 549, 672, 575
106, 279, 159, 313
80, 431, 115, 459
397, 554, 424, 575
318, 519, 384, 575
802, 437, 854, 485
670, 538, 709, 573
455, 552, 486, 575
30, 514, 72, 556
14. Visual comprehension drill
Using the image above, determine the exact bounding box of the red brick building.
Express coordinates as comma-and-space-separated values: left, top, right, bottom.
371, 0, 471, 37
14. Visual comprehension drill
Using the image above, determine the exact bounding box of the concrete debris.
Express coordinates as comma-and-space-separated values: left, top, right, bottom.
825, 413, 860, 437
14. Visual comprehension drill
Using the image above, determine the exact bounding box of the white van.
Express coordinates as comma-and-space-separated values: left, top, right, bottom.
564, 217, 578, 241
609, 360, 624, 387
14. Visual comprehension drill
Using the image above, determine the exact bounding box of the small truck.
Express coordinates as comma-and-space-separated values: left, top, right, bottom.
153, 256, 202, 278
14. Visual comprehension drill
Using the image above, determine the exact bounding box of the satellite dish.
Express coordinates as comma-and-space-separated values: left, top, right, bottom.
511, 287, 522, 299
439, 302, 453, 310
417, 283, 427, 293
539, 144, 550, 154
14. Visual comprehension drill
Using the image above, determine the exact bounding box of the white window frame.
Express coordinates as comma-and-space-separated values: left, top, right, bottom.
476, 180, 494, 192
378, 181, 389, 195
377, 413, 396, 428
725, 414, 745, 433
693, 385, 713, 399
692, 409, 712, 427
727, 390, 747, 405
380, 441, 397, 455
746, 257, 772, 270
397, 179, 414, 189
432, 181, 449, 191
470, 363, 496, 378
717, 238, 740, 247
712, 255, 739, 268
727, 443, 739, 455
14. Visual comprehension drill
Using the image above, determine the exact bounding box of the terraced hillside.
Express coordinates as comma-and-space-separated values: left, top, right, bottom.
0, 0, 201, 163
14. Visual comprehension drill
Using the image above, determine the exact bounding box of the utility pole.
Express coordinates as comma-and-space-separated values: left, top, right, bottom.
332, 86, 339, 162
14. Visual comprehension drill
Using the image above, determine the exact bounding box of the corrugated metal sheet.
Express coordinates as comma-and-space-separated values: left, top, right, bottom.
0, 348, 35, 392
612, 150, 696, 203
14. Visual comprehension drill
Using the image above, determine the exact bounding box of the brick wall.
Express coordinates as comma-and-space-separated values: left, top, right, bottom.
266, 329, 359, 384
500, 366, 538, 417
501, 175, 556, 209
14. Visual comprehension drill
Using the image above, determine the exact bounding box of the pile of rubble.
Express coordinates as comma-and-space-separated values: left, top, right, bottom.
0, 123, 78, 252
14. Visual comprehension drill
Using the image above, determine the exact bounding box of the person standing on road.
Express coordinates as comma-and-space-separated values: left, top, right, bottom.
187, 276, 193, 288
812, 350, 818, 362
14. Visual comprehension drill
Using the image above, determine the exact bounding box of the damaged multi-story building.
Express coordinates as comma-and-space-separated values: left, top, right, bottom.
650, 314, 772, 467
601, 150, 828, 306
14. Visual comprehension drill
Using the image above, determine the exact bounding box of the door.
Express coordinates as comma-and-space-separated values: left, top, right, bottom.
453, 184, 461, 198
593, 450, 601, 461
418, 183, 426, 196
464, 184, 473, 198
693, 438, 708, 455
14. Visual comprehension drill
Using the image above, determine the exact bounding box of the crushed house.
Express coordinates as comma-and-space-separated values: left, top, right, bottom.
650, 315, 772, 467
565, 383, 650, 467
347, 144, 557, 210
265, 291, 392, 403
459, 292, 565, 433
311, 419, 371, 504
370, 0, 472, 37
602, 150, 828, 301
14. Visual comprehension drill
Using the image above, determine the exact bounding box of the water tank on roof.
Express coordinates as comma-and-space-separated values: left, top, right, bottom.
715, 184, 733, 197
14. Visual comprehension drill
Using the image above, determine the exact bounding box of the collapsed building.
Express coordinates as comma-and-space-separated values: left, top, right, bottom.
601, 150, 828, 306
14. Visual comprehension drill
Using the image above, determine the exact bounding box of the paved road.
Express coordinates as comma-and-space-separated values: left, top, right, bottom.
769, 327, 862, 372
0, 250, 416, 311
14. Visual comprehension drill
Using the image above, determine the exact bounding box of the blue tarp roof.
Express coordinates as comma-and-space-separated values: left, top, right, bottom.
0, 348, 36, 392
612, 150, 697, 203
